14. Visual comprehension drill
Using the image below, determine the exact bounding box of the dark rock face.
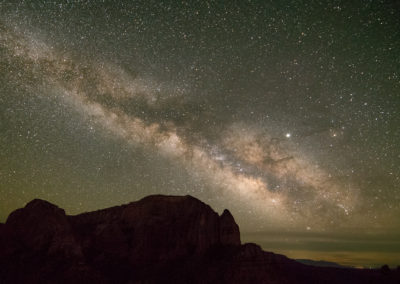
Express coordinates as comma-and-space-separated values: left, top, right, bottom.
0, 195, 399, 284
5, 199, 83, 259
219, 209, 240, 246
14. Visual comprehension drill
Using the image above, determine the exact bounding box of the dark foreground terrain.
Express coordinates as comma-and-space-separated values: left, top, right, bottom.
0, 195, 399, 283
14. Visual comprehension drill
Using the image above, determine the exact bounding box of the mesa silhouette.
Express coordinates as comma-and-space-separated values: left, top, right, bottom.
0, 195, 398, 283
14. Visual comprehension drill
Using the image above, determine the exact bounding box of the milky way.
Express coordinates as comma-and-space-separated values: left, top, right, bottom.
1, 1, 399, 267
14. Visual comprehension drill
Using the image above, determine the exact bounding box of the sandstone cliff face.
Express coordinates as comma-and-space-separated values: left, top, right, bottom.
0, 223, 5, 253
0, 195, 242, 283
219, 209, 240, 246
65, 195, 241, 281
69, 195, 240, 264
0, 195, 399, 284
5, 199, 83, 259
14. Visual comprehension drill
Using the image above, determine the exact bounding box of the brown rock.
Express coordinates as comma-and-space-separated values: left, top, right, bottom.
71, 195, 229, 264
0, 223, 5, 252
1, 195, 399, 284
5, 199, 83, 259
219, 209, 241, 246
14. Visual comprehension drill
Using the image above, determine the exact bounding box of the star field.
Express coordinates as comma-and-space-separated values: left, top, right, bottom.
0, 0, 399, 267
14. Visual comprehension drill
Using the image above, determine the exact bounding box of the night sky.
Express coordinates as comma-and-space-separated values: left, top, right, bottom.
1, 0, 399, 268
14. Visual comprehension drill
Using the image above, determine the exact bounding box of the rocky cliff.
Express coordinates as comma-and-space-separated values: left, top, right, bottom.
0, 195, 399, 284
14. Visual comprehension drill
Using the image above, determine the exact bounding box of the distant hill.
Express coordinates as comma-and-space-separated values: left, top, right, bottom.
0, 195, 399, 283
296, 259, 352, 268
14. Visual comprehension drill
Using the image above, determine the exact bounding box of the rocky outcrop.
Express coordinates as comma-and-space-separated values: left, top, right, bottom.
69, 195, 239, 264
5, 199, 83, 259
0, 195, 399, 284
219, 209, 240, 246
0, 223, 5, 252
